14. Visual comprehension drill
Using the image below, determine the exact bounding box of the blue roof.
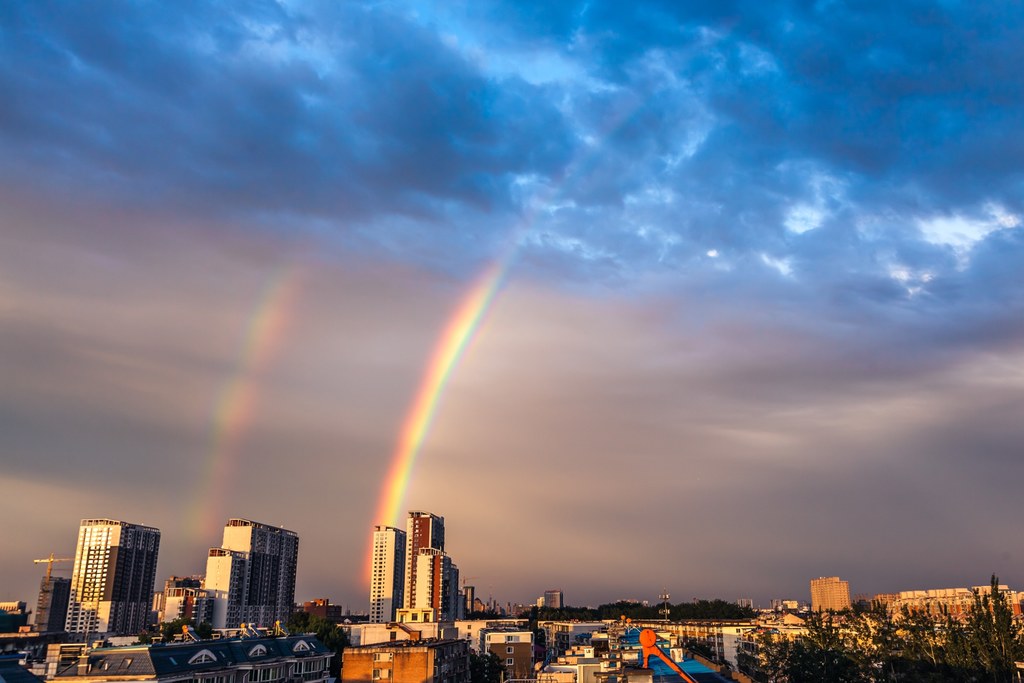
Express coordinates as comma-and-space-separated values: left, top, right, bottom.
616, 629, 730, 683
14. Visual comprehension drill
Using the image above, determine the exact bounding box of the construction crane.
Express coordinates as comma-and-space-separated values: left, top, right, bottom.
33, 553, 73, 582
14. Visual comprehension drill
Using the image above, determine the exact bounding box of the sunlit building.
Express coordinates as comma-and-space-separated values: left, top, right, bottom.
370, 525, 406, 623
404, 512, 444, 610
411, 549, 460, 621
341, 639, 469, 683
205, 519, 299, 629
810, 576, 851, 612
65, 519, 161, 636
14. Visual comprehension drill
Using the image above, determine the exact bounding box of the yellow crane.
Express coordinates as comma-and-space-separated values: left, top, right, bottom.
33, 553, 73, 582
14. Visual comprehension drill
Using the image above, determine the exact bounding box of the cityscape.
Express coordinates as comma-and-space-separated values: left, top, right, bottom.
4, 0, 1024, 682
4, 514, 1024, 682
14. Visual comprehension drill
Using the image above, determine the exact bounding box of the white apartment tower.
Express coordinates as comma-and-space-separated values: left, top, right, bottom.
65, 519, 160, 636
369, 525, 407, 623
404, 511, 444, 610
204, 518, 299, 628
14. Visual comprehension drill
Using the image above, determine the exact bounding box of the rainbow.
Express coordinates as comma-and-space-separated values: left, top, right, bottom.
366, 93, 649, 577
189, 266, 304, 541
371, 258, 507, 530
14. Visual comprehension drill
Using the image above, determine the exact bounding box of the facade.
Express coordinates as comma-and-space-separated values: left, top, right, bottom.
45, 635, 330, 683
369, 526, 406, 624
890, 584, 1024, 617
163, 587, 214, 626
538, 622, 606, 660
483, 630, 533, 680
410, 550, 460, 621
345, 620, 457, 647
341, 640, 469, 683
810, 576, 851, 612
205, 519, 299, 629
543, 590, 564, 610
301, 599, 346, 624
404, 513, 444, 611
35, 577, 71, 633
65, 519, 161, 636
155, 576, 206, 623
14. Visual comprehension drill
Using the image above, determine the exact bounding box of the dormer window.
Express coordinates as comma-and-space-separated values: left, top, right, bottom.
189, 650, 217, 665
248, 645, 267, 657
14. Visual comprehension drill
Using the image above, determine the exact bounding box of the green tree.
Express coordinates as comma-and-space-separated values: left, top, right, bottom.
161, 617, 193, 642
965, 576, 1024, 682
469, 651, 504, 683
286, 612, 349, 678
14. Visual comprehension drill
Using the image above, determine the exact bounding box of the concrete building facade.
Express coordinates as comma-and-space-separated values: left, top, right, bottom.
205, 519, 299, 629
810, 576, 851, 612
483, 630, 533, 680
370, 526, 406, 624
341, 640, 469, 683
65, 519, 161, 636
35, 577, 71, 633
404, 513, 444, 611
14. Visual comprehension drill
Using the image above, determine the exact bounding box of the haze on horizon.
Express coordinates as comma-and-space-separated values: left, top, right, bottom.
2, 1, 1024, 612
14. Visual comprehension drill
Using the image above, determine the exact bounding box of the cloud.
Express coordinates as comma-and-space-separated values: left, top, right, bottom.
3, 0, 1024, 609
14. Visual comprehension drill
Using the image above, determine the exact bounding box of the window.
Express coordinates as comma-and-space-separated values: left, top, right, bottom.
372, 670, 392, 680
506, 647, 514, 654
506, 659, 514, 666
373, 653, 393, 663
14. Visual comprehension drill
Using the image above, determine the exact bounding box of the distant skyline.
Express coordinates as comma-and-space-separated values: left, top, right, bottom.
3, 1, 1024, 613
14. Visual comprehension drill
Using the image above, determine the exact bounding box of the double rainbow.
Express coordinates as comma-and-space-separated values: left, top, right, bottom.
188, 266, 304, 540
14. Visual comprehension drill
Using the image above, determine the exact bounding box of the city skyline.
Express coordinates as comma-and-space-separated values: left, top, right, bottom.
3, 1, 1024, 613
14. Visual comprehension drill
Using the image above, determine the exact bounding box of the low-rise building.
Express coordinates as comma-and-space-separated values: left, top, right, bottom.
483, 630, 533, 680
43, 635, 330, 683
539, 622, 606, 660
341, 640, 469, 683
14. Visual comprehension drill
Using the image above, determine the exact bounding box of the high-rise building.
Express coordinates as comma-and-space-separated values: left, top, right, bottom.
543, 590, 564, 609
404, 512, 444, 609
409, 549, 460, 621
65, 518, 161, 636
370, 525, 406, 623
810, 576, 851, 612
205, 518, 299, 628
35, 576, 71, 633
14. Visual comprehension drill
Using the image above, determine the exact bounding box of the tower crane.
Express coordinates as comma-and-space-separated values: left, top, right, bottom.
33, 553, 73, 582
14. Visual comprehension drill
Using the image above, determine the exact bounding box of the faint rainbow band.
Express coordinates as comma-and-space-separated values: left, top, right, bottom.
188, 265, 304, 540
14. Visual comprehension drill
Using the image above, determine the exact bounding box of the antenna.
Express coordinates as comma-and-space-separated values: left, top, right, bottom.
659, 589, 671, 621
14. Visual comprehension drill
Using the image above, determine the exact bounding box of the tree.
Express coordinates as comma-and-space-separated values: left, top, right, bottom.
964, 576, 1024, 682
161, 617, 192, 642
469, 651, 503, 683
286, 612, 349, 678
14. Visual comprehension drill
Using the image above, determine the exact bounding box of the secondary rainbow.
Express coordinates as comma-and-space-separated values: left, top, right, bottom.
189, 266, 303, 540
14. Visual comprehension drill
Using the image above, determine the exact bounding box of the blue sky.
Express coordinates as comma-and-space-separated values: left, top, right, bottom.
2, 1, 1023, 610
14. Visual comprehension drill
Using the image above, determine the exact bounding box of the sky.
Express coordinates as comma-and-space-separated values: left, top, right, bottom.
2, 0, 1024, 613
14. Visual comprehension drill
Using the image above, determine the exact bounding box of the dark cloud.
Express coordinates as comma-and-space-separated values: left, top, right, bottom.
2, 0, 1024, 610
